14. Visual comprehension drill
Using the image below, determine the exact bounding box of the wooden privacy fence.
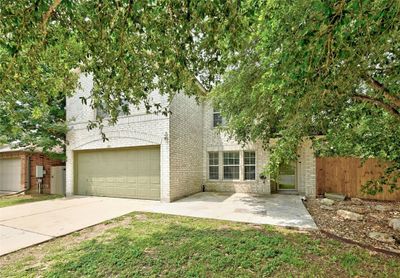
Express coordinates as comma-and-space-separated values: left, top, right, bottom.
316, 157, 400, 201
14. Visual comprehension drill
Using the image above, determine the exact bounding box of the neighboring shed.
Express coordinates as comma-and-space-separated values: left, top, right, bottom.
0, 146, 65, 194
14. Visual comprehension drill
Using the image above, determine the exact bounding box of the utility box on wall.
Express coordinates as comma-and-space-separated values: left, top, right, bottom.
51, 166, 66, 195
35, 165, 44, 178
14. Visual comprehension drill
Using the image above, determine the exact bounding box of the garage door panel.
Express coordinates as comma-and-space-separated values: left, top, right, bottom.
76, 146, 160, 200
151, 176, 160, 184
0, 158, 21, 192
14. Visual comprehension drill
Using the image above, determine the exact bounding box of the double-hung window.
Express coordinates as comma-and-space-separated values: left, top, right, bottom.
223, 152, 240, 180
208, 152, 219, 180
244, 151, 256, 180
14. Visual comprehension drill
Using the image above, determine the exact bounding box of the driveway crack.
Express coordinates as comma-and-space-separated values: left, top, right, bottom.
0, 198, 105, 223
0, 224, 53, 238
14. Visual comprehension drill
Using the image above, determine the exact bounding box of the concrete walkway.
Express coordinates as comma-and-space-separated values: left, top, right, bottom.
0, 192, 316, 256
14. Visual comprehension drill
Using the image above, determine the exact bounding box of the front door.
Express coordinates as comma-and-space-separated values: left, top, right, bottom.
277, 162, 296, 190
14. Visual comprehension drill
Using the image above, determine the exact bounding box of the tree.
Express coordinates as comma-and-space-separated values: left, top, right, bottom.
210, 0, 400, 193
0, 90, 66, 159
1, 1, 399, 193
0, 0, 249, 152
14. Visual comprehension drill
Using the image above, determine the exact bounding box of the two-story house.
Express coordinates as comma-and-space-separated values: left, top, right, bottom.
66, 74, 316, 202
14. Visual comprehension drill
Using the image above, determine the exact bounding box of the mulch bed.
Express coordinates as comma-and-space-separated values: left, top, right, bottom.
305, 198, 400, 254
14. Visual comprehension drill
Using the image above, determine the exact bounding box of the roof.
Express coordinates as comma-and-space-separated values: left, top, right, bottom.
0, 145, 29, 153
0, 144, 64, 154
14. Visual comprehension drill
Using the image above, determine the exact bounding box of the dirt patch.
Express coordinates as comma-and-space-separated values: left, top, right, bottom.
0, 215, 132, 268
135, 214, 148, 221
305, 198, 400, 253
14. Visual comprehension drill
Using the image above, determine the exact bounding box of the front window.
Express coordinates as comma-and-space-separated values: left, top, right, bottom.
213, 109, 223, 127
244, 152, 256, 180
208, 152, 219, 180
223, 152, 239, 180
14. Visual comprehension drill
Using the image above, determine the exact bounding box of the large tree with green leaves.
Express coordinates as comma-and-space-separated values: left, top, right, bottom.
211, 0, 400, 193
0, 90, 66, 159
0, 0, 249, 155
1, 1, 399, 193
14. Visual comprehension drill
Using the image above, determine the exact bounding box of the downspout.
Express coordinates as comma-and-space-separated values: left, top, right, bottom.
26, 154, 32, 192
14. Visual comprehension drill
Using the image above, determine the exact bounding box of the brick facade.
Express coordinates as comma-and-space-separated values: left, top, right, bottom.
169, 93, 204, 201
66, 74, 171, 201
202, 103, 270, 195
0, 151, 64, 193
27, 153, 65, 194
66, 74, 317, 201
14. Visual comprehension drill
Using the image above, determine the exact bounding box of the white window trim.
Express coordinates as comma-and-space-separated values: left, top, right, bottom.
208, 152, 219, 180
206, 150, 258, 182
244, 151, 256, 180
212, 109, 225, 128
223, 151, 240, 181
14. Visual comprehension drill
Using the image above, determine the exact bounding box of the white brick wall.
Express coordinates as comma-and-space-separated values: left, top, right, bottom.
66, 75, 317, 201
202, 103, 270, 194
298, 140, 316, 197
169, 93, 203, 201
66, 74, 171, 202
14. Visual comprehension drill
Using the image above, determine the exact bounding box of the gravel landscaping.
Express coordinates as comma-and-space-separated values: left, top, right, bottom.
306, 197, 400, 254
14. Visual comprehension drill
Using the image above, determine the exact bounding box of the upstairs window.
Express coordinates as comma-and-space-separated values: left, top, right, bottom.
208, 152, 219, 180
213, 109, 224, 127
96, 99, 131, 119
223, 152, 240, 180
244, 152, 256, 180
96, 106, 108, 119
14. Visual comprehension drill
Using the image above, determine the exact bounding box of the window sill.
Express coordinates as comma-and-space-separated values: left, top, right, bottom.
206, 179, 258, 183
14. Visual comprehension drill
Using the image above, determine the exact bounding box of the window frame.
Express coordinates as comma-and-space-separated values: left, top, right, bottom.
244, 151, 256, 180
208, 152, 219, 180
223, 152, 240, 180
212, 109, 224, 128
96, 99, 131, 119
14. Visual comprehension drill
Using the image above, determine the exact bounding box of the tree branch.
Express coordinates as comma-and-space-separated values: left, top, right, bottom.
352, 94, 400, 119
41, 0, 62, 34
364, 76, 400, 108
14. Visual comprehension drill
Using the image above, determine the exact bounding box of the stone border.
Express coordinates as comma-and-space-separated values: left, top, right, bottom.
320, 229, 400, 257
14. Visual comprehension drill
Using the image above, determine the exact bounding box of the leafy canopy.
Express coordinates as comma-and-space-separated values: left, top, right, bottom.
0, 1, 399, 194
0, 0, 250, 154
211, 0, 400, 193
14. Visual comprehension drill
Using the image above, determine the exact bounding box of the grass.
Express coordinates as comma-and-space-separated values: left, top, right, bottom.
0, 212, 399, 277
0, 194, 61, 208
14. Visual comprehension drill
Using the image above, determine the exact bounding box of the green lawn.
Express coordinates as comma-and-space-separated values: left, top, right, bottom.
0, 213, 399, 278
0, 194, 61, 208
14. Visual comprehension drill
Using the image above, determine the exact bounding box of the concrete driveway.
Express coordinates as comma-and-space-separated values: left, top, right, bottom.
0, 192, 316, 256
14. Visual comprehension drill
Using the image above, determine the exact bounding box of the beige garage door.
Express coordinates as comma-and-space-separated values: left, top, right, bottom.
0, 158, 22, 192
75, 146, 160, 200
